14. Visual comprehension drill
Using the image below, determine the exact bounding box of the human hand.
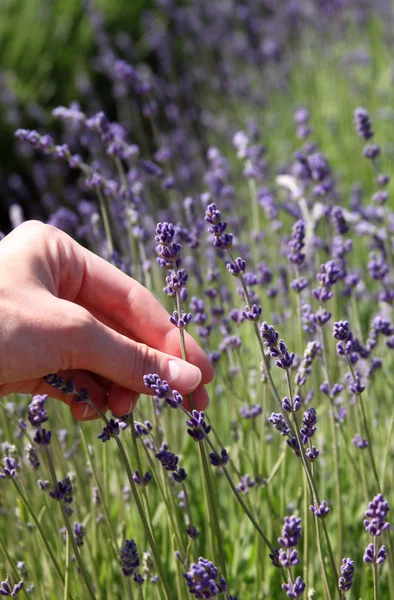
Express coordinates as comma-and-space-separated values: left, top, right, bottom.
0, 221, 214, 420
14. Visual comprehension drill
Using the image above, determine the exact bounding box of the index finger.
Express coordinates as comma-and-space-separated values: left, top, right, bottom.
58, 233, 215, 383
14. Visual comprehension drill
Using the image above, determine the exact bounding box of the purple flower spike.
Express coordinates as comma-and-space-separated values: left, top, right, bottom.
169, 310, 193, 329
33, 428, 52, 446
331, 206, 349, 235
278, 515, 302, 548
282, 575, 306, 598
98, 419, 120, 442
279, 548, 299, 567
352, 434, 368, 449
143, 374, 171, 399
226, 257, 246, 276
0, 456, 21, 479
155, 450, 179, 471
288, 220, 305, 265
186, 410, 211, 441
364, 493, 390, 536
310, 500, 330, 519
0, 577, 24, 597
306, 446, 320, 462
186, 525, 200, 540
338, 557, 355, 592
269, 413, 290, 436
333, 320, 352, 341
364, 543, 387, 565
242, 304, 262, 322
209, 448, 229, 467
183, 557, 228, 599
27, 394, 48, 427
133, 471, 152, 487
271, 339, 295, 370
300, 408, 317, 444
166, 390, 183, 409
354, 107, 374, 140
120, 539, 140, 577
260, 322, 279, 347
49, 476, 73, 515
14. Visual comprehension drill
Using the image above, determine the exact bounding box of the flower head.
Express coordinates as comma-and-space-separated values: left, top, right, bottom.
120, 539, 140, 577
183, 557, 228, 599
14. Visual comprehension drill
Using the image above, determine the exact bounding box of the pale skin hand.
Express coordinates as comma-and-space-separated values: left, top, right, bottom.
0, 221, 215, 420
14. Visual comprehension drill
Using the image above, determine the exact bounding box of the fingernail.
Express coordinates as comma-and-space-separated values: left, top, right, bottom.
83, 404, 97, 419
167, 359, 202, 390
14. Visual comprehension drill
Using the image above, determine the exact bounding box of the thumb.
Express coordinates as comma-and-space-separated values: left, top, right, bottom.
56, 302, 203, 396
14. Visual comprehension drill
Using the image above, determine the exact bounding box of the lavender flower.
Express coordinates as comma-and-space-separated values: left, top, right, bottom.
364, 543, 387, 565
205, 203, 233, 250
331, 207, 349, 235
98, 419, 120, 442
49, 476, 74, 516
338, 557, 355, 592
352, 434, 368, 449
270, 339, 295, 370
282, 576, 306, 598
288, 220, 305, 265
310, 500, 330, 519
74, 522, 85, 546
209, 448, 229, 467
169, 310, 193, 329
269, 413, 290, 436
133, 471, 152, 487
183, 557, 228, 599
278, 515, 302, 548
282, 396, 301, 413
354, 107, 374, 140
306, 446, 320, 462
0, 456, 20, 479
186, 525, 201, 540
120, 539, 140, 577
25, 444, 40, 469
27, 394, 48, 427
364, 493, 390, 536
155, 450, 179, 471
300, 409, 317, 444
0, 577, 24, 597
186, 410, 211, 441
226, 257, 246, 276
242, 304, 262, 322
33, 428, 52, 446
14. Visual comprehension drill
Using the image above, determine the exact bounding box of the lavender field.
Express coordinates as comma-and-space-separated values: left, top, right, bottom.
1, 1, 394, 598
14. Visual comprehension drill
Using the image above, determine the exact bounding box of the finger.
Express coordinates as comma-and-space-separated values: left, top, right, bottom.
77, 298, 215, 385
56, 301, 203, 396
107, 384, 139, 416
0, 370, 109, 421
53, 234, 215, 383
182, 383, 210, 412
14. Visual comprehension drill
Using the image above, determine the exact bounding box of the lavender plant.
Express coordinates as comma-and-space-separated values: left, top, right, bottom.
1, 2, 394, 599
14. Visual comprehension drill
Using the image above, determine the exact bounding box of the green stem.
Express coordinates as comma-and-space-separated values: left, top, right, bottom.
373, 537, 379, 600
129, 413, 155, 534
198, 440, 228, 580
44, 448, 97, 600
96, 186, 114, 255
346, 359, 380, 491
0, 529, 30, 599
11, 479, 66, 587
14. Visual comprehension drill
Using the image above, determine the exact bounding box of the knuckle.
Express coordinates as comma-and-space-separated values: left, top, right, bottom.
131, 342, 156, 380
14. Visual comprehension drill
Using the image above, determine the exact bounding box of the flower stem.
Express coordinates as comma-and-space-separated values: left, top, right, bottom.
373, 537, 379, 600
44, 447, 97, 600
11, 479, 66, 587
